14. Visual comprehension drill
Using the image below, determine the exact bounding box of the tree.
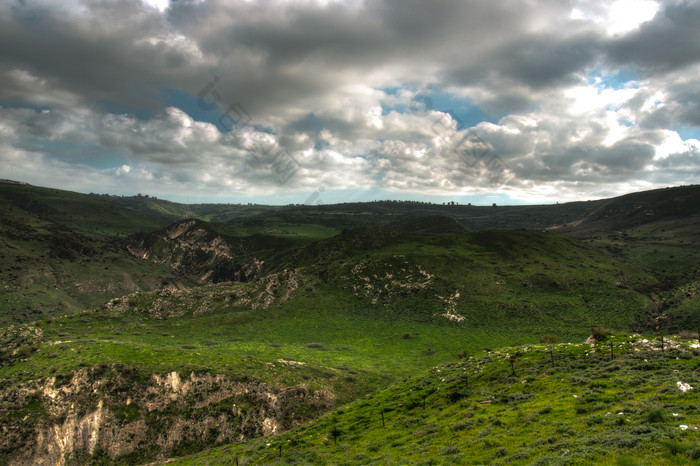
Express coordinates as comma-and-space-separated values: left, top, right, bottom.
329, 425, 341, 445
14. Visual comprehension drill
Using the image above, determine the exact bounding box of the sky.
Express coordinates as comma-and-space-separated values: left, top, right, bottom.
1, 0, 699, 205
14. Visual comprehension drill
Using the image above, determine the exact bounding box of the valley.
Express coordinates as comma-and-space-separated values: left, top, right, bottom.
0, 181, 698, 464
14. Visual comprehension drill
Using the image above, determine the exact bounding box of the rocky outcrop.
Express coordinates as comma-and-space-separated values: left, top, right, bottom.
126, 219, 263, 285
104, 268, 302, 319
0, 365, 333, 465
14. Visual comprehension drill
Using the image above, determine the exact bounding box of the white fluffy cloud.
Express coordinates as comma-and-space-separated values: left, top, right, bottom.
0, 0, 698, 204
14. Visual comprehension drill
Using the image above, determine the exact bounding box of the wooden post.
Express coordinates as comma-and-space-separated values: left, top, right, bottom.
549, 349, 555, 367
279, 445, 282, 459
661, 335, 664, 352
610, 340, 614, 360
510, 358, 516, 376
235, 457, 239, 466
381, 409, 385, 427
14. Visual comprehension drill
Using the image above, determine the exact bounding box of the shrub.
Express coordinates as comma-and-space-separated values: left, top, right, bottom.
591, 326, 609, 341
645, 408, 665, 424
540, 334, 560, 344
453, 422, 469, 431
441, 445, 459, 455
661, 440, 687, 456
688, 446, 700, 460
306, 343, 328, 350
402, 333, 411, 340
457, 350, 467, 359
328, 425, 341, 445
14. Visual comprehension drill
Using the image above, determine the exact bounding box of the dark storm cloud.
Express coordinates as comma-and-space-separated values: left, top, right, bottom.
449, 33, 601, 90
0, 0, 201, 110
606, 0, 700, 74
0, 0, 698, 203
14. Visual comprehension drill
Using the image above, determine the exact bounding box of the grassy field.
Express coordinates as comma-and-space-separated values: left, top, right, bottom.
0, 182, 698, 464
165, 335, 700, 465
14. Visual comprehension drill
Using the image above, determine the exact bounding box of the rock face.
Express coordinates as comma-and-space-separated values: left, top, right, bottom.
126, 219, 263, 285
0, 365, 333, 465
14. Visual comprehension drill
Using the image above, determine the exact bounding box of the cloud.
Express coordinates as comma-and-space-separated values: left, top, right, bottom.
0, 0, 698, 204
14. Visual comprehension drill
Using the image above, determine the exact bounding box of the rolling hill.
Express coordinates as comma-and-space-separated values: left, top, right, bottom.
0, 181, 698, 464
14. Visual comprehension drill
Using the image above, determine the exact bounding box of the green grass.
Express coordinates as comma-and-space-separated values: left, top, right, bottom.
1, 183, 698, 464
0, 184, 166, 237
3, 225, 661, 385
165, 337, 700, 465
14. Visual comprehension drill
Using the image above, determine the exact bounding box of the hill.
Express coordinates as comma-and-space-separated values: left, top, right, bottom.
553, 185, 700, 333
0, 227, 667, 463
0, 184, 194, 324
0, 183, 166, 237
0, 181, 698, 464
170, 335, 700, 465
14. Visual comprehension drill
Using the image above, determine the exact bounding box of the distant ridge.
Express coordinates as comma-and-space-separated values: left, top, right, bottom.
0, 179, 31, 186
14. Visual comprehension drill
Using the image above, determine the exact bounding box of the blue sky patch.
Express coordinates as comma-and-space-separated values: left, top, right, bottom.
673, 125, 700, 141
588, 66, 638, 91
381, 86, 498, 129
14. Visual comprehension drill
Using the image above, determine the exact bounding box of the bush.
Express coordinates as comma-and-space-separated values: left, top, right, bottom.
591, 326, 609, 341
661, 440, 687, 456
540, 334, 560, 344
645, 408, 665, 423
306, 343, 328, 350
328, 425, 341, 445
441, 445, 459, 455
453, 422, 469, 431
688, 446, 700, 460
402, 333, 411, 340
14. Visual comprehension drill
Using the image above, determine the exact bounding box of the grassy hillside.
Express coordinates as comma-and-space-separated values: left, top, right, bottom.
0, 184, 194, 324
170, 335, 700, 465
555, 186, 700, 333
0, 184, 166, 237
0, 225, 667, 463
0, 182, 697, 464
107, 195, 287, 224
